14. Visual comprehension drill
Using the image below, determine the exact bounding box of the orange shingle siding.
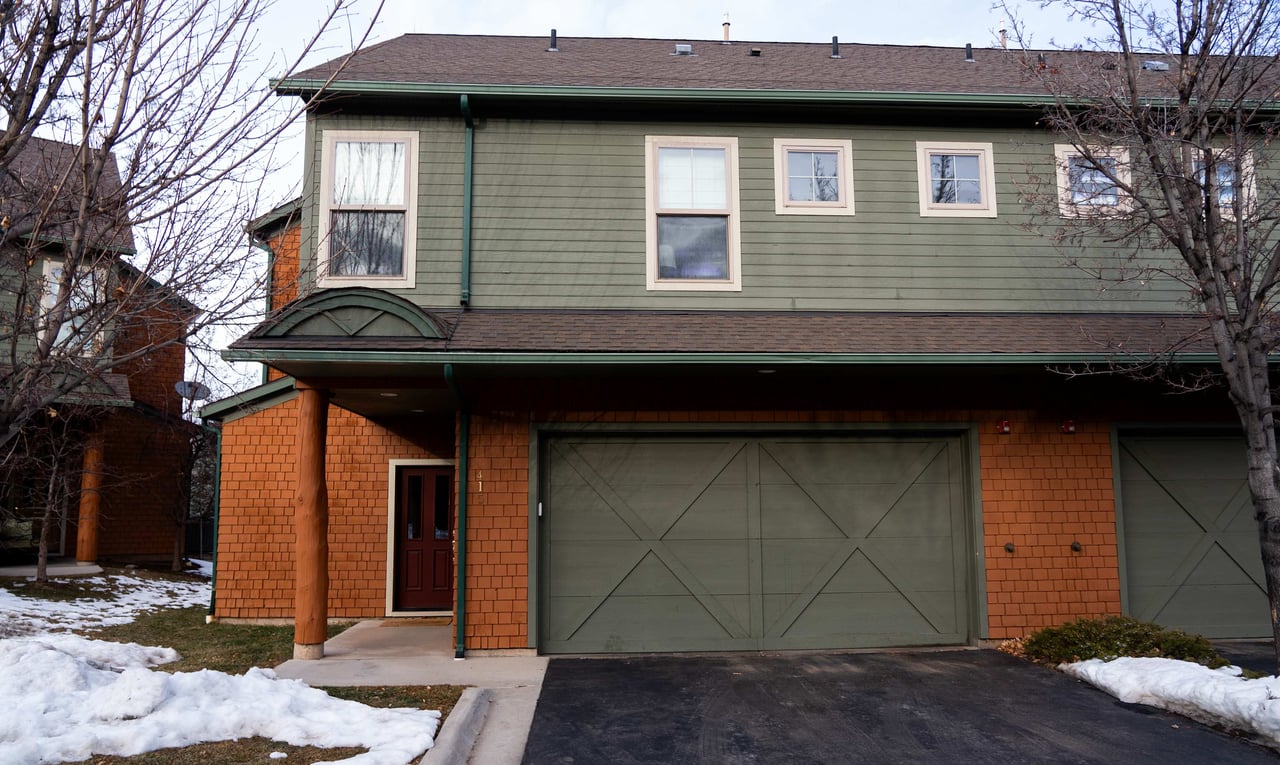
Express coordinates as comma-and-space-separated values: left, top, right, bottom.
215, 398, 446, 619
220, 400, 1125, 647
265, 223, 301, 383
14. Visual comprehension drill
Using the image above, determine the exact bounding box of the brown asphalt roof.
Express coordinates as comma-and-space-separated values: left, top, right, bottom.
233, 309, 1215, 358
1, 136, 134, 253
290, 33, 1142, 96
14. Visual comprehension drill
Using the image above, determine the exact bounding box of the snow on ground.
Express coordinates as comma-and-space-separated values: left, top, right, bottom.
0, 573, 209, 637
0, 570, 439, 765
1066, 657, 1280, 749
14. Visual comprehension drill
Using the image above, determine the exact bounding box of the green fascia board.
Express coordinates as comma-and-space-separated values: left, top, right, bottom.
221, 348, 1224, 366
273, 78, 1056, 107
200, 376, 297, 421
272, 78, 1280, 114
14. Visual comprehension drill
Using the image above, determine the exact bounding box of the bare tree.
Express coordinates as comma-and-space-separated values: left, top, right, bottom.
0, 0, 379, 452
1004, 0, 1280, 665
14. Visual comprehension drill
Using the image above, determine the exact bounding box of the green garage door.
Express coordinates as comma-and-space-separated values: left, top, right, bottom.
542, 434, 970, 653
1119, 435, 1268, 638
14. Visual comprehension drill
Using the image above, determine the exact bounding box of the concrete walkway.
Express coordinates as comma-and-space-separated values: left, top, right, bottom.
274, 620, 546, 765
0, 560, 102, 577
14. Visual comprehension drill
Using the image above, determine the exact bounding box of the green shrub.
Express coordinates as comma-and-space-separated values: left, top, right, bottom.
1022, 615, 1228, 667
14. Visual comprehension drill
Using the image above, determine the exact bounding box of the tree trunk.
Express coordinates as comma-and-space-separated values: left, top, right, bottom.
172, 518, 184, 572
35, 469, 58, 583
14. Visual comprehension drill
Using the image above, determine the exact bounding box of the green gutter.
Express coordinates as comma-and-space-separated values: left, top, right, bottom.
201, 376, 298, 420
271, 78, 1280, 114
460, 95, 474, 307
443, 364, 469, 659
202, 420, 223, 618
275, 79, 1057, 107
248, 235, 276, 386
223, 349, 1225, 366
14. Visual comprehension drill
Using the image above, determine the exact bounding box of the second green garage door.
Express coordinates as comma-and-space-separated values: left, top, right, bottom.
542, 434, 971, 653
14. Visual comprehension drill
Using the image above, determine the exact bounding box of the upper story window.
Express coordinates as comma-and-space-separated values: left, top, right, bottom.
1194, 150, 1254, 216
645, 135, 742, 291
318, 130, 418, 289
1055, 145, 1132, 216
41, 258, 106, 355
773, 138, 854, 215
915, 141, 997, 218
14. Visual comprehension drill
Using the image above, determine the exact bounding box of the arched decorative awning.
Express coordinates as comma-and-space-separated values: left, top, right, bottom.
249, 287, 445, 341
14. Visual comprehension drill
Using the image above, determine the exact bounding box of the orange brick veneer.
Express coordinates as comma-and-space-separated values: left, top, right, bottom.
215, 398, 446, 619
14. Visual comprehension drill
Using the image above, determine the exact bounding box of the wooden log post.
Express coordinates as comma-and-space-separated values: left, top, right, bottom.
293, 383, 330, 659
75, 429, 105, 564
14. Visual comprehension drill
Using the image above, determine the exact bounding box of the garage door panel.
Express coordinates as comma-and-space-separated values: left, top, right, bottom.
664, 486, 750, 540
566, 440, 745, 483
1120, 435, 1269, 638
545, 434, 970, 653
546, 541, 648, 596
873, 485, 955, 539
663, 540, 751, 594
758, 485, 843, 538
548, 485, 640, 540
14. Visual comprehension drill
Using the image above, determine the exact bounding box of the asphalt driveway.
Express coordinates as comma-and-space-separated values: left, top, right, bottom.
522, 649, 1279, 764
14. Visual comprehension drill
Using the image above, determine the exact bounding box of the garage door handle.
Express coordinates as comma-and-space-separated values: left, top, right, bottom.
538, 501, 543, 518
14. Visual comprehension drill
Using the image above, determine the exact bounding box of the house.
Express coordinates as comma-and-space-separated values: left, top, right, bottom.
0, 136, 196, 567
203, 33, 1266, 659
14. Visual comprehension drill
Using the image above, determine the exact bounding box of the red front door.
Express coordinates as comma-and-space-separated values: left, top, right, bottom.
394, 466, 453, 610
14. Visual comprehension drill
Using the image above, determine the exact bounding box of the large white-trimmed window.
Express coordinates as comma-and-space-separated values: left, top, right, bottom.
40, 258, 106, 355
1055, 145, 1132, 217
1193, 149, 1255, 218
318, 130, 419, 289
772, 138, 854, 215
645, 135, 742, 291
915, 141, 997, 217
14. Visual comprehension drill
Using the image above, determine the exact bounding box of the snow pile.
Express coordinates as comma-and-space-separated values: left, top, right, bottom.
0, 573, 209, 636
0, 633, 440, 765
1065, 657, 1280, 746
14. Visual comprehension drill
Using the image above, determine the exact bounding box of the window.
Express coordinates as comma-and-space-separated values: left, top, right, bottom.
645, 136, 741, 291
773, 138, 854, 215
40, 259, 106, 355
915, 141, 997, 217
1194, 150, 1254, 216
1054, 145, 1131, 216
318, 130, 418, 288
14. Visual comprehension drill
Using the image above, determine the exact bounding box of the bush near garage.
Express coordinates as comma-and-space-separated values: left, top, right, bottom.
1019, 615, 1229, 668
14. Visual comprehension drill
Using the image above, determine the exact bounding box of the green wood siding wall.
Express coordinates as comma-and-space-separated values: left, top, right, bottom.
304, 113, 1193, 312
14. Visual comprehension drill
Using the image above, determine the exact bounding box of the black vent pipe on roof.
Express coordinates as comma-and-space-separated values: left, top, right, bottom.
547, 28, 558, 52
831, 36, 841, 59
965, 43, 975, 62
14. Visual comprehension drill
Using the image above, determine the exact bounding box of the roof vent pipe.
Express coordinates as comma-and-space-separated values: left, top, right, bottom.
965, 43, 974, 62
547, 28, 558, 52
999, 27, 1007, 49
722, 13, 730, 43
831, 36, 841, 59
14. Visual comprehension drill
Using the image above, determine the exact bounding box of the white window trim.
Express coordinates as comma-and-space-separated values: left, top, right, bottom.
772, 138, 855, 216
318, 129, 419, 289
1054, 145, 1133, 217
41, 258, 106, 356
644, 135, 742, 292
1194, 148, 1256, 220
384, 458, 455, 618
915, 141, 998, 218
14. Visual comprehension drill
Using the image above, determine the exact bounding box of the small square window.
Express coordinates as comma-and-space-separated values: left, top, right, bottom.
645, 136, 741, 291
915, 141, 997, 217
1193, 150, 1254, 217
1055, 145, 1132, 217
318, 130, 418, 289
773, 139, 854, 215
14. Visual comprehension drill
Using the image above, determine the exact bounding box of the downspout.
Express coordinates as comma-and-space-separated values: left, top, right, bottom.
444, 363, 469, 659
248, 235, 275, 385
459, 94, 474, 307
202, 419, 223, 620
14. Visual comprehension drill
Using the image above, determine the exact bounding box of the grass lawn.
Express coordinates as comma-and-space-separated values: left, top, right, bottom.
3, 568, 464, 764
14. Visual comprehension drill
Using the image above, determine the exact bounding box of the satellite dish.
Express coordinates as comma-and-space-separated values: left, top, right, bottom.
175, 380, 212, 401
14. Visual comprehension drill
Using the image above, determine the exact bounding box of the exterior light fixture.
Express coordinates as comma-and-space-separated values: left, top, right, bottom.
379, 392, 399, 398
1060, 420, 1076, 434
995, 420, 1011, 434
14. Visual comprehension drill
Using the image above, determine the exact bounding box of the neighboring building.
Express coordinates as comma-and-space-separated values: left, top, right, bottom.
204, 34, 1267, 658
0, 137, 195, 566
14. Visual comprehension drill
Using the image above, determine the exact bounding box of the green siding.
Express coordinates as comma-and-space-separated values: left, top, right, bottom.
303, 114, 1195, 312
